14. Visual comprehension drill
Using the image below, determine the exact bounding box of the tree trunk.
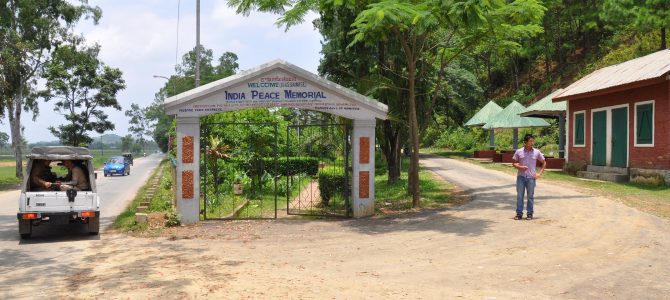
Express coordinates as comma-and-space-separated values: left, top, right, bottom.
407, 59, 420, 207
381, 120, 401, 184
544, 31, 549, 80
661, 27, 667, 50
8, 92, 24, 179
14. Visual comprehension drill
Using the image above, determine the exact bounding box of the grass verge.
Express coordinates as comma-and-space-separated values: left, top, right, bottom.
375, 158, 458, 213
113, 159, 173, 233
0, 166, 22, 190
423, 148, 670, 219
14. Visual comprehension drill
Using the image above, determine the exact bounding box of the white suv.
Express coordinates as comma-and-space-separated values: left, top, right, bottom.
18, 147, 100, 238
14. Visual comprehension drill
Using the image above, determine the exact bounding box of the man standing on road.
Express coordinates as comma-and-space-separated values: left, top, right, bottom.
512, 133, 546, 220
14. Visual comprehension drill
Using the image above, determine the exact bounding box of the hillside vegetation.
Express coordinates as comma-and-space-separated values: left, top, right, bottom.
423, 1, 668, 151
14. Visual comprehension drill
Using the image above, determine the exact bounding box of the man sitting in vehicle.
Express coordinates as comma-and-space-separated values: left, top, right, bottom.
30, 159, 57, 191
57, 160, 90, 191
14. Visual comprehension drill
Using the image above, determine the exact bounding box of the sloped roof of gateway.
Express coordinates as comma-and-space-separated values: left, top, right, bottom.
164, 59, 388, 120
483, 101, 550, 129
554, 49, 670, 101
519, 89, 566, 118
464, 101, 503, 127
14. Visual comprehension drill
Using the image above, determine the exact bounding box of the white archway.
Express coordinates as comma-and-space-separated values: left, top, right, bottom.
165, 59, 388, 223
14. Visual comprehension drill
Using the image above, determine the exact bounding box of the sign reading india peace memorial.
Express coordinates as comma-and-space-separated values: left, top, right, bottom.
176, 70, 364, 118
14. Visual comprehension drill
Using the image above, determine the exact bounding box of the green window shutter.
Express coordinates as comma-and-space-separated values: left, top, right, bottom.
575, 113, 585, 145
636, 104, 653, 144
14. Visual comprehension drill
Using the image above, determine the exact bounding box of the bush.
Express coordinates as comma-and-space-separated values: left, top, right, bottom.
434, 127, 482, 151
276, 179, 290, 196
264, 157, 319, 176
563, 161, 587, 176
540, 143, 559, 158
165, 210, 181, 227
318, 166, 348, 205
219, 156, 319, 177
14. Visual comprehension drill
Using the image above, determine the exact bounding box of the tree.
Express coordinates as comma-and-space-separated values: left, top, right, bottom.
0, 131, 9, 148
120, 134, 134, 152
216, 52, 240, 77
349, 0, 545, 206
147, 46, 240, 153
0, 0, 101, 178
315, 0, 410, 184
42, 43, 125, 146
145, 96, 171, 153
601, 0, 670, 49
125, 103, 150, 153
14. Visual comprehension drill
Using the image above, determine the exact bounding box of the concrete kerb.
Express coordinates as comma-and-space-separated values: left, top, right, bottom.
134, 168, 164, 224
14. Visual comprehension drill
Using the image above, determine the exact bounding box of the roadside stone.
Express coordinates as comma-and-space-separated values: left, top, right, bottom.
136, 206, 148, 213
135, 213, 147, 223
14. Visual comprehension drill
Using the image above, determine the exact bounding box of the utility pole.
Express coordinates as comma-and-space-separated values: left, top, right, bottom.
195, 0, 201, 88
100, 135, 104, 156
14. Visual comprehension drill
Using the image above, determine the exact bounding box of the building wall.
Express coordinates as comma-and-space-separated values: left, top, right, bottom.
567, 81, 670, 170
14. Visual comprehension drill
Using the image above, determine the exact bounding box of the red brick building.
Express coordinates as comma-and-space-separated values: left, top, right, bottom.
554, 49, 670, 178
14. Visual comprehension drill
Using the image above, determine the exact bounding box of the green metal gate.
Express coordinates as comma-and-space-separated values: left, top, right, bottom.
285, 124, 351, 217
201, 122, 279, 220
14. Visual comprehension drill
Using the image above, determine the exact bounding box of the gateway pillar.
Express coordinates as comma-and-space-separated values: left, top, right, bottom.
351, 119, 376, 217
175, 117, 201, 224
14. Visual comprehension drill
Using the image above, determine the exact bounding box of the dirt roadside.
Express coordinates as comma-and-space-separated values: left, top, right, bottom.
56, 156, 670, 299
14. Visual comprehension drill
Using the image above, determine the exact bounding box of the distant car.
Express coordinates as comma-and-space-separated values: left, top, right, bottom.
103, 156, 130, 176
122, 152, 133, 165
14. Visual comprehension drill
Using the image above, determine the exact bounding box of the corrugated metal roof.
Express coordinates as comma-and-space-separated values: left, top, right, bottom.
555, 49, 670, 100
464, 101, 503, 127
483, 101, 550, 129
519, 89, 566, 118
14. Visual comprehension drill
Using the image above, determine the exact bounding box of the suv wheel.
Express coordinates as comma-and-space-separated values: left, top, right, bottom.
88, 216, 99, 235
19, 219, 32, 239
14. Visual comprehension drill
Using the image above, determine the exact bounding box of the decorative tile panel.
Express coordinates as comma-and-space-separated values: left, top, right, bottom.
359, 171, 370, 199
182, 136, 194, 163
182, 170, 194, 199
360, 137, 370, 164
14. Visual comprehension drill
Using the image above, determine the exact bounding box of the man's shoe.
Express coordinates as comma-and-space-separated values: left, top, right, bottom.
526, 214, 533, 220
514, 214, 523, 220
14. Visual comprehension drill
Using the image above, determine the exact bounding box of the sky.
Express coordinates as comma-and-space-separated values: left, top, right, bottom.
2, 0, 323, 143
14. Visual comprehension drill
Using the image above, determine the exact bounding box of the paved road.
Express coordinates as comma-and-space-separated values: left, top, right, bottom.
419, 155, 670, 298
0, 154, 163, 298
43, 155, 670, 298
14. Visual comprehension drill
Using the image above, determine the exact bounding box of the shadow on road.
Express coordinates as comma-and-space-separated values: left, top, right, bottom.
0, 215, 101, 244
340, 209, 494, 237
